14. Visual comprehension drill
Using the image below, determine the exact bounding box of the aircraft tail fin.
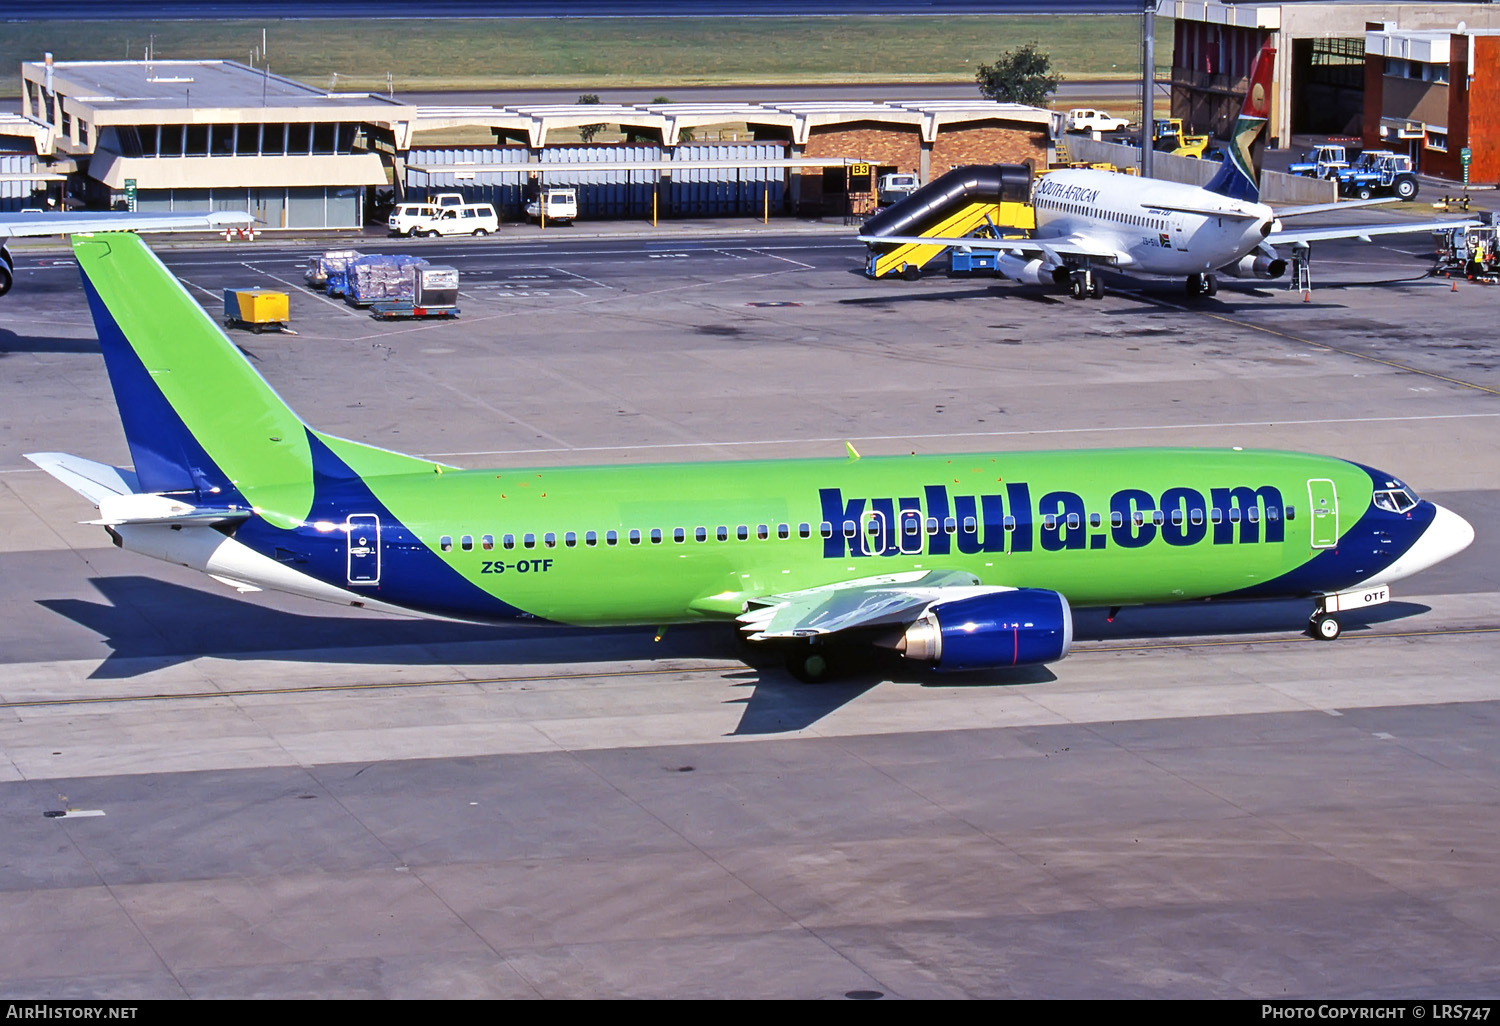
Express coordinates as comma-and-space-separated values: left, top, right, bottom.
71, 233, 439, 525
1204, 42, 1275, 203
72, 232, 315, 514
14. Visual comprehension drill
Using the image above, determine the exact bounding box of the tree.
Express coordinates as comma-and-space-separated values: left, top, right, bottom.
975, 43, 1060, 106
577, 94, 606, 144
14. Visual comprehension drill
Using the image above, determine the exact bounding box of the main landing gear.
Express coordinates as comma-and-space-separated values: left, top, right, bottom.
785, 644, 840, 683
1186, 272, 1218, 297
1068, 268, 1104, 300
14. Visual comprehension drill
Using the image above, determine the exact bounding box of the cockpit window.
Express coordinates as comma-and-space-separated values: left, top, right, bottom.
1372, 488, 1418, 514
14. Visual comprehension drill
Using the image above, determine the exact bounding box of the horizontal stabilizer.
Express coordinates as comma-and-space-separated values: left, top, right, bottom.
24, 451, 139, 505
87, 491, 251, 527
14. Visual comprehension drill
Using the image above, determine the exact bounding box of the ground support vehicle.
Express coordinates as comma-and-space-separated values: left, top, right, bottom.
524, 188, 578, 225
370, 302, 461, 321
1334, 151, 1420, 200
876, 173, 920, 206
1066, 108, 1130, 133
1153, 118, 1210, 158
405, 204, 499, 238
1288, 144, 1354, 180
222, 288, 291, 334
1434, 213, 1500, 281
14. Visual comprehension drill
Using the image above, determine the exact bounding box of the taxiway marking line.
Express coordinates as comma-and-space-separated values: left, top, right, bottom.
4, 627, 1496, 711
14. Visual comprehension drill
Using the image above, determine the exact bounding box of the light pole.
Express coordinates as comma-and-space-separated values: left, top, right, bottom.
1141, 0, 1155, 179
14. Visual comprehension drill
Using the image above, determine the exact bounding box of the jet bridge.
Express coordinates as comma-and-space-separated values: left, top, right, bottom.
861, 164, 1035, 279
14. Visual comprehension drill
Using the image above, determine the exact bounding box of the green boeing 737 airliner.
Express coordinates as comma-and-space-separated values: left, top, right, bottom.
27, 233, 1474, 680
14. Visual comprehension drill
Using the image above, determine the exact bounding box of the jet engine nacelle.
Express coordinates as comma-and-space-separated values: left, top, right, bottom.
994, 252, 1049, 286
898, 588, 1073, 671
1221, 252, 1287, 280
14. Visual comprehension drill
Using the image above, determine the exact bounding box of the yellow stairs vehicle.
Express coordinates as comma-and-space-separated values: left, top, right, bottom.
862, 164, 1036, 280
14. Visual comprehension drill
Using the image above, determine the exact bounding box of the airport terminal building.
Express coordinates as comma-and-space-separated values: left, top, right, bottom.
3, 57, 1052, 226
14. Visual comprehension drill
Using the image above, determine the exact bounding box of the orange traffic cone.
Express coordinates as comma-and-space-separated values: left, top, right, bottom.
1452, 278, 1459, 292
1302, 290, 1311, 302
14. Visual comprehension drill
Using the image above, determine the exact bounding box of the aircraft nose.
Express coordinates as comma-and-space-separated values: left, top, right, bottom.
1391, 503, 1474, 580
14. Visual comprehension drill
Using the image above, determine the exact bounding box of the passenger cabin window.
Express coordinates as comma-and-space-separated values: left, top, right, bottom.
695, 527, 707, 542
503, 534, 515, 549
585, 530, 598, 546
629, 529, 642, 545
460, 535, 473, 551
564, 531, 577, 547
481, 534, 494, 550
717, 526, 729, 542
523, 533, 536, 548
439, 535, 453, 551
606, 530, 619, 545
544, 532, 557, 548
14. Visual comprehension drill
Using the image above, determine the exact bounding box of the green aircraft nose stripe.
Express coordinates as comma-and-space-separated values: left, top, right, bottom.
73, 234, 314, 520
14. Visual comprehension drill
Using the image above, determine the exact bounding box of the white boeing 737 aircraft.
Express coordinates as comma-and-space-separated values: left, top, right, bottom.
861, 44, 1471, 299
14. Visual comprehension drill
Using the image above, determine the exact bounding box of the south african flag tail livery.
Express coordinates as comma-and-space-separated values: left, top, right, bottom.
28, 233, 1473, 680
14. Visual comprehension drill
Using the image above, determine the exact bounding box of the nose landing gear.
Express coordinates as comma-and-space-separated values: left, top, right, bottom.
1186, 272, 1218, 297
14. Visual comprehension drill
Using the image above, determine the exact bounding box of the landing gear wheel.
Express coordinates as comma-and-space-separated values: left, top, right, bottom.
785, 646, 838, 683
901, 263, 920, 281
1186, 272, 1217, 297
0, 263, 12, 297
1068, 275, 1087, 300
1088, 275, 1104, 299
1309, 615, 1342, 641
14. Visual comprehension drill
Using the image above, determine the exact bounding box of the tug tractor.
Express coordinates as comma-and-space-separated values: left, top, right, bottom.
1288, 144, 1353, 181
1152, 118, 1210, 158
1337, 151, 1420, 201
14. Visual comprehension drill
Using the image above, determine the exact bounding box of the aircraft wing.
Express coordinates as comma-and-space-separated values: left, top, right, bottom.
739, 568, 1002, 639
0, 210, 254, 239
857, 233, 1131, 266
1274, 197, 1394, 218
1269, 219, 1479, 246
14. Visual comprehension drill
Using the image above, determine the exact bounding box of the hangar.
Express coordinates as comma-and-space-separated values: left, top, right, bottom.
1165, 1, 1500, 150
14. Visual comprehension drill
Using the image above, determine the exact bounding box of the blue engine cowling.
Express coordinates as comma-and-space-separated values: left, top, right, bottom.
898, 588, 1073, 671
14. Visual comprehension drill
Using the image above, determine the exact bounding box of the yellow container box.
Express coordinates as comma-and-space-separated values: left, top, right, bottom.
223, 288, 290, 328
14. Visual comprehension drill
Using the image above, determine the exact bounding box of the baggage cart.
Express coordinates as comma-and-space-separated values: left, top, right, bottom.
223, 288, 292, 333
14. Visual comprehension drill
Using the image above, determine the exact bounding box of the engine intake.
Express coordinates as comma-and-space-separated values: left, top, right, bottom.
898, 588, 1073, 671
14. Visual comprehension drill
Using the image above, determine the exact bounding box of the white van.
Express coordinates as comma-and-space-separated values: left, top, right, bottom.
388, 203, 439, 236
524, 188, 578, 225
405, 203, 500, 238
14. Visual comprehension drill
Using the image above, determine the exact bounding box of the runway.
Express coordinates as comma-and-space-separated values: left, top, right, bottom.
1, 214, 1498, 997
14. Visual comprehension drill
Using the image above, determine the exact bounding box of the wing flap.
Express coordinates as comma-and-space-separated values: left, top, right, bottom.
739, 568, 1022, 640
